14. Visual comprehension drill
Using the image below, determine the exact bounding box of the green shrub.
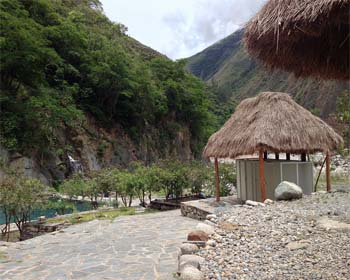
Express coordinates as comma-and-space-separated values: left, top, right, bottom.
45, 199, 76, 215
219, 163, 237, 196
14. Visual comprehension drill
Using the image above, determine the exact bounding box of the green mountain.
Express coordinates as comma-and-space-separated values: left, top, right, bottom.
186, 29, 349, 120
0, 0, 216, 184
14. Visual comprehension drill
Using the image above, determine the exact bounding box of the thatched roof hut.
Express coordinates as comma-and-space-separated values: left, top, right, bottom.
203, 92, 343, 159
244, 0, 350, 80
204, 92, 343, 202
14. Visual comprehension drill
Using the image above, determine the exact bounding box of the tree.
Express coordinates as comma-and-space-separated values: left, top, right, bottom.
117, 171, 135, 207
144, 165, 164, 202
60, 174, 87, 200
60, 174, 101, 209
0, 174, 47, 240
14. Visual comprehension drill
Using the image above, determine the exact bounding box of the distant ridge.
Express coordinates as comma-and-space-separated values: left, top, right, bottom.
186, 28, 349, 119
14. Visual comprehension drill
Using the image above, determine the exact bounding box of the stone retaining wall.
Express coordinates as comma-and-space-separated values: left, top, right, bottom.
180, 203, 210, 220
21, 218, 68, 240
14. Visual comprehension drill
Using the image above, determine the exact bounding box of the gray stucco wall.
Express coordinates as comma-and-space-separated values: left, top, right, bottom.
237, 159, 313, 201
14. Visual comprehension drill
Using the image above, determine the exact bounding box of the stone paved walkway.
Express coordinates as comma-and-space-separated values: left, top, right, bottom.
0, 210, 197, 280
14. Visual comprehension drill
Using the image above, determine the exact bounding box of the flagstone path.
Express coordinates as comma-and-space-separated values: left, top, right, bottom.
0, 210, 197, 280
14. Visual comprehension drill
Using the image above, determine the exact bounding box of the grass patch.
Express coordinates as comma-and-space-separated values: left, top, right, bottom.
46, 208, 159, 225
316, 173, 350, 191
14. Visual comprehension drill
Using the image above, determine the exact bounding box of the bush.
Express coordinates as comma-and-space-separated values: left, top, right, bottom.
45, 199, 76, 215
219, 164, 237, 196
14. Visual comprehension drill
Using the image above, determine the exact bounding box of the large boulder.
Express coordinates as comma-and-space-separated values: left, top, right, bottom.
274, 181, 303, 201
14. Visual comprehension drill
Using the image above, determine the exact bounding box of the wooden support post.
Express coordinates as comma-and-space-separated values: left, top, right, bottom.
275, 153, 279, 160
259, 149, 266, 202
326, 150, 331, 192
214, 157, 220, 202
286, 153, 290, 161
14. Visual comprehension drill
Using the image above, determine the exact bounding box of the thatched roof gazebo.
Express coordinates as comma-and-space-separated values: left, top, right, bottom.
244, 0, 350, 80
204, 92, 343, 202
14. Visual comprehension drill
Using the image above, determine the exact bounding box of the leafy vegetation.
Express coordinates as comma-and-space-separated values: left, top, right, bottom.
0, 174, 48, 238
44, 199, 77, 216
335, 91, 350, 151
0, 160, 236, 241
59, 161, 237, 207
0, 0, 216, 157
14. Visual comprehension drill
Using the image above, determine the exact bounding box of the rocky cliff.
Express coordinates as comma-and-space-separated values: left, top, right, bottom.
0, 115, 193, 186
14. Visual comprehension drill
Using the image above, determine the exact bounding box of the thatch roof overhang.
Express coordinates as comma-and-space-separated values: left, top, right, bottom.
244, 0, 350, 80
203, 92, 343, 159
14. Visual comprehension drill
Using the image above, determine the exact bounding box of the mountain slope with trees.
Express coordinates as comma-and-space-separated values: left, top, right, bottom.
186, 29, 349, 123
0, 0, 217, 184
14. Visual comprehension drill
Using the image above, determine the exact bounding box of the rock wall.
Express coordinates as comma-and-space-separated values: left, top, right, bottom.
0, 115, 194, 185
181, 203, 211, 221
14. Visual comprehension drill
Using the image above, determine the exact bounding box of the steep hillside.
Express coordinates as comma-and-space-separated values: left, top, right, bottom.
186, 29, 349, 120
0, 0, 216, 185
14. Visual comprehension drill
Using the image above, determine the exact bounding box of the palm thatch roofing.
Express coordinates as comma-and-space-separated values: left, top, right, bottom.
203, 92, 343, 159
244, 0, 350, 80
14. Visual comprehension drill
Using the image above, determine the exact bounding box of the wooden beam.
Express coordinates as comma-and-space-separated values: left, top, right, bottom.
326, 150, 331, 192
214, 157, 220, 202
259, 148, 266, 202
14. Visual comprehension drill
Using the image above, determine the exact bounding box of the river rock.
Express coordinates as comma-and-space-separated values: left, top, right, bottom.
196, 223, 215, 235
275, 181, 303, 201
180, 266, 203, 280
179, 255, 205, 271
318, 217, 350, 232
188, 230, 209, 242
264, 199, 274, 204
286, 240, 310, 251
245, 200, 259, 206
180, 243, 199, 255
206, 214, 217, 220
206, 240, 217, 247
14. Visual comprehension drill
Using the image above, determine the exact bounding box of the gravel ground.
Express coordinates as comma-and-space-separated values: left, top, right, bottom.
198, 191, 350, 280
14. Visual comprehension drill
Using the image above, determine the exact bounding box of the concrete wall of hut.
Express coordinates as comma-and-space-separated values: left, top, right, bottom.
237, 159, 314, 201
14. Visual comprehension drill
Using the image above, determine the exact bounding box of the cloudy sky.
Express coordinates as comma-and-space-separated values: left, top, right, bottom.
100, 0, 266, 60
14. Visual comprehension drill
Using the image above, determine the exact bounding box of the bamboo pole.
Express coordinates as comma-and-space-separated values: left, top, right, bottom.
326, 150, 331, 192
214, 157, 220, 202
314, 157, 327, 192
259, 148, 266, 202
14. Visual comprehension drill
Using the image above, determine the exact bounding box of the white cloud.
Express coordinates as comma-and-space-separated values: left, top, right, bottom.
100, 0, 266, 59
